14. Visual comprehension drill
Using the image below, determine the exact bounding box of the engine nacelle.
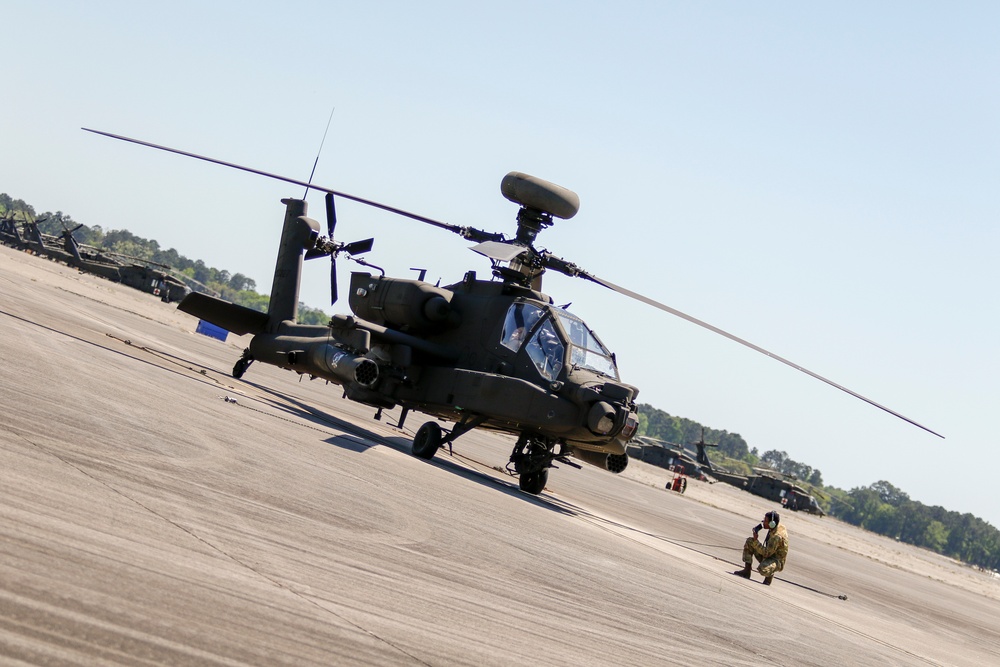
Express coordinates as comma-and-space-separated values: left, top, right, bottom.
249, 335, 379, 388
349, 273, 460, 332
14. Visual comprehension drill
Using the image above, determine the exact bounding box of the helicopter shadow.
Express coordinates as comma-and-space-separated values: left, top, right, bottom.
234, 379, 578, 516
382, 434, 582, 516
235, 379, 394, 445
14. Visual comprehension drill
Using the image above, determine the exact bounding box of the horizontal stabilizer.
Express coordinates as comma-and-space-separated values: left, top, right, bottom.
178, 292, 270, 336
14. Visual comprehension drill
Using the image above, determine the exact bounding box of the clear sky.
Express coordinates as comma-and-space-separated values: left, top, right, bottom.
6, 2, 998, 527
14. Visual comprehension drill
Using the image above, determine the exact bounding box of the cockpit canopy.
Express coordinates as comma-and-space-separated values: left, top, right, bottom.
500, 302, 618, 381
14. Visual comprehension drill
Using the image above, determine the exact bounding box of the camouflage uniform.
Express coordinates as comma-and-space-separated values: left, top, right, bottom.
742, 523, 789, 578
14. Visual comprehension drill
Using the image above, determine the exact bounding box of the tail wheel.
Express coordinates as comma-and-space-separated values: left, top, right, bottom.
233, 357, 252, 379
412, 421, 442, 460
233, 349, 254, 379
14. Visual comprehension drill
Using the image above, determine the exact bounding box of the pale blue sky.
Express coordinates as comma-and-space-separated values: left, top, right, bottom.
6, 2, 998, 526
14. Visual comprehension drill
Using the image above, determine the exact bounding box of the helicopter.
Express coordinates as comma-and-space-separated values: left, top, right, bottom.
691, 437, 826, 515
1, 212, 54, 254
48, 215, 192, 302
5, 210, 191, 303
118, 264, 191, 303
626, 435, 715, 481
0, 211, 27, 247
711, 468, 827, 516
84, 128, 942, 495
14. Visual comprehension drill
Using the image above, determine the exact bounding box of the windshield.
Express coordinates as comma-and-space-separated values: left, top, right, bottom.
524, 318, 564, 381
553, 308, 618, 379
500, 302, 546, 352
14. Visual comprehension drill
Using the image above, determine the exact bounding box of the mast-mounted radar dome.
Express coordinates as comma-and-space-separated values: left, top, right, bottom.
501, 172, 580, 220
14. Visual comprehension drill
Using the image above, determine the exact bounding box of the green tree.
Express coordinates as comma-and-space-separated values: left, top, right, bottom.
228, 272, 256, 292
922, 520, 949, 552
297, 304, 331, 325
871, 480, 910, 507
865, 503, 902, 537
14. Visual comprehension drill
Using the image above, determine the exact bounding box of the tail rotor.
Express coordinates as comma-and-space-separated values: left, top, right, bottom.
304, 191, 374, 305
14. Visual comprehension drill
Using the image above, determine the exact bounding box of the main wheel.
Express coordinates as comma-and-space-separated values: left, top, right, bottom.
412, 421, 443, 460
519, 468, 548, 495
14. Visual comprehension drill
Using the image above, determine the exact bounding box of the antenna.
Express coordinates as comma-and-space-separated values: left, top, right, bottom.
303, 106, 336, 199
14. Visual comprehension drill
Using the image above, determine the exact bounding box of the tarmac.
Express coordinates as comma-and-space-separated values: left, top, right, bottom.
2, 242, 999, 666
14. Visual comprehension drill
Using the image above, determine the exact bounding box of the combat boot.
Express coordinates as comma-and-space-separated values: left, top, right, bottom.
734, 563, 752, 578
763, 575, 773, 585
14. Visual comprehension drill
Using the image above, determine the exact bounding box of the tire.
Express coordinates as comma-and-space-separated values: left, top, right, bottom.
412, 421, 442, 460
519, 468, 548, 495
233, 358, 250, 379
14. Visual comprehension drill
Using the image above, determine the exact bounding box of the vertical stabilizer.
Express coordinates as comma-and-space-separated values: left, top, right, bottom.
25, 223, 47, 254
267, 198, 320, 329
695, 442, 713, 471
63, 232, 83, 263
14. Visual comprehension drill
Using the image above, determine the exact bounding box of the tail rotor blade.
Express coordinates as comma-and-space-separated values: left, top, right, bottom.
326, 193, 338, 304
330, 258, 338, 305
343, 238, 374, 256
325, 192, 337, 239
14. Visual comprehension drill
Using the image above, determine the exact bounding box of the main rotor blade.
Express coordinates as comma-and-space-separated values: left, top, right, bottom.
83, 128, 470, 236
578, 269, 944, 439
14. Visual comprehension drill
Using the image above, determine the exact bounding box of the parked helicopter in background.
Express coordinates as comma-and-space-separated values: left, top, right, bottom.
0, 212, 26, 247
691, 437, 826, 515
84, 128, 941, 495
711, 468, 827, 516
626, 435, 715, 481
1, 210, 191, 303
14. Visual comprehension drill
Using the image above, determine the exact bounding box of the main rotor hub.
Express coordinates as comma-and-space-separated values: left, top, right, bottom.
513, 207, 552, 245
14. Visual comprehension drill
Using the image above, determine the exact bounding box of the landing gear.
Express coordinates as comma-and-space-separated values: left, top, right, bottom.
233, 349, 254, 379
409, 420, 557, 496
509, 434, 558, 495
519, 468, 548, 494
412, 421, 442, 459
410, 415, 488, 461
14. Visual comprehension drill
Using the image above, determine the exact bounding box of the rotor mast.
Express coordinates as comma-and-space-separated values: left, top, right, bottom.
491, 172, 581, 289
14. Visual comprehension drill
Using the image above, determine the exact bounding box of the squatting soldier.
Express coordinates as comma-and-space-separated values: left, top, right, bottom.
734, 510, 788, 585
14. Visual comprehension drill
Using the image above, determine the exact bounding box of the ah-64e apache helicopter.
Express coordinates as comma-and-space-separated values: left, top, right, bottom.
85, 128, 942, 495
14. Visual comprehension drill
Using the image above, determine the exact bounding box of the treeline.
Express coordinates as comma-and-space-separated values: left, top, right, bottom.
638, 404, 1000, 571
637, 402, 752, 466
829, 481, 1000, 568
1, 194, 330, 325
